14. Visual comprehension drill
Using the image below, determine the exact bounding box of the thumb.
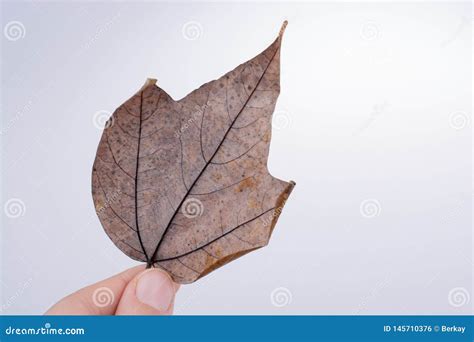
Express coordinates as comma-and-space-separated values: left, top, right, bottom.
115, 268, 179, 315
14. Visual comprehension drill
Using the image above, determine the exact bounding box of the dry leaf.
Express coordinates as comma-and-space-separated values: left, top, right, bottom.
92, 21, 295, 283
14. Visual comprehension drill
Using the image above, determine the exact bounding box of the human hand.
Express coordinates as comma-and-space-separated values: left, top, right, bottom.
46, 266, 180, 315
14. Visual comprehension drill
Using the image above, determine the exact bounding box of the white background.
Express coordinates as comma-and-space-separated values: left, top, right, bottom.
1, 1, 472, 314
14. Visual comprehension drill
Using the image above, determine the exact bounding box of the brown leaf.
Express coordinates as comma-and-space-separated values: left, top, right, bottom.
92, 21, 295, 284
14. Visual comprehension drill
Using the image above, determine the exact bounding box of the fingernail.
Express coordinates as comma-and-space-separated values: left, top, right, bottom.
136, 269, 175, 312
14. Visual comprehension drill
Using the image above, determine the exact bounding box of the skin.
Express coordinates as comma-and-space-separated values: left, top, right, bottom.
46, 266, 180, 315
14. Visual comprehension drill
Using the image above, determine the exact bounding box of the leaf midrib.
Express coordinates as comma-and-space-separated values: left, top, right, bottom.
142, 43, 280, 266
135, 91, 150, 264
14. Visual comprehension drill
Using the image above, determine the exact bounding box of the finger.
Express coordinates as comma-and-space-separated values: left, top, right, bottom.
45, 265, 145, 315
115, 268, 179, 315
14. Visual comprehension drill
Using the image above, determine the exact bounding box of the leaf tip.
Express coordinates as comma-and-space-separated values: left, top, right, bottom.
279, 20, 288, 38
139, 78, 157, 92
